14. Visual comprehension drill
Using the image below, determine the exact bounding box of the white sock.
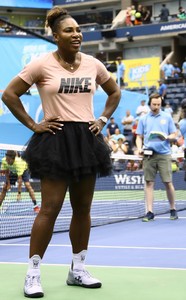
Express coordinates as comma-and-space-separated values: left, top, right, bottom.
72, 250, 87, 271
27, 254, 41, 275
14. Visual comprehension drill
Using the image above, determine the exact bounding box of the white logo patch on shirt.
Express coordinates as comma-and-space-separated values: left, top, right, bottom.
160, 119, 166, 125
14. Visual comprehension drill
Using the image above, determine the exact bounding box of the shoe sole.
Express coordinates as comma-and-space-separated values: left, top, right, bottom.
66, 280, 102, 288
170, 217, 178, 220
142, 218, 154, 222
24, 292, 44, 298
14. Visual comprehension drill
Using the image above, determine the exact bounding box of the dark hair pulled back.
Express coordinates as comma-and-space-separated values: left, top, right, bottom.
45, 6, 72, 32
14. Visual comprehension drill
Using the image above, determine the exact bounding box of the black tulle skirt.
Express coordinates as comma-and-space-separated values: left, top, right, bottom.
22, 122, 112, 181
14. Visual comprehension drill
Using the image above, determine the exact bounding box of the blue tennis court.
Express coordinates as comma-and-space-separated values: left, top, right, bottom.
0, 210, 186, 300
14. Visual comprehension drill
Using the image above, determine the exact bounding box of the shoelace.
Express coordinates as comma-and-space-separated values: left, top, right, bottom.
26, 275, 41, 288
74, 269, 92, 279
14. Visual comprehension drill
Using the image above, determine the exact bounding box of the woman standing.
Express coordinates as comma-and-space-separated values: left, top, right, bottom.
2, 6, 121, 298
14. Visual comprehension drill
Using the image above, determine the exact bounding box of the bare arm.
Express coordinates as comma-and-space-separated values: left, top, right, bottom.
167, 132, 177, 141
2, 76, 35, 130
136, 135, 144, 155
2, 77, 63, 134
100, 77, 121, 120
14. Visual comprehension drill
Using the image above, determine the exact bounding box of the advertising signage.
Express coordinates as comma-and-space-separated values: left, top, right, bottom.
0, 0, 52, 9
54, 0, 95, 5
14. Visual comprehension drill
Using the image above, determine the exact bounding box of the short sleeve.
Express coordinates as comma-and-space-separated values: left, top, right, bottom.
18, 57, 43, 86
95, 58, 110, 85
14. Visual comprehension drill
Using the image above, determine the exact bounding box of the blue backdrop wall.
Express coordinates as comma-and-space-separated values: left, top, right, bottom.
0, 35, 148, 145
0, 90, 148, 145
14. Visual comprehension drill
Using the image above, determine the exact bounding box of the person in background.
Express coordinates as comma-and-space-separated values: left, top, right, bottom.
121, 110, 134, 147
106, 117, 119, 138
172, 62, 181, 83
136, 99, 150, 117
179, 99, 186, 150
141, 6, 151, 24
159, 4, 170, 22
1, 6, 121, 298
111, 137, 128, 154
130, 5, 136, 25
132, 117, 139, 151
178, 99, 186, 179
111, 137, 128, 172
181, 57, 186, 83
161, 61, 174, 83
110, 128, 126, 143
134, 4, 143, 25
177, 6, 186, 20
0, 150, 39, 212
136, 93, 178, 222
116, 56, 125, 88
164, 102, 173, 116
124, 7, 133, 26
158, 79, 167, 107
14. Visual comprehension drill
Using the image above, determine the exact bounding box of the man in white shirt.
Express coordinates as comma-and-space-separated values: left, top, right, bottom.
122, 110, 134, 147
136, 100, 150, 117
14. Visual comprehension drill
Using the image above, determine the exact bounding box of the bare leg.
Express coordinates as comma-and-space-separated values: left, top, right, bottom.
164, 182, 176, 210
25, 181, 37, 205
145, 181, 154, 212
0, 183, 8, 206
29, 178, 68, 258
69, 175, 96, 253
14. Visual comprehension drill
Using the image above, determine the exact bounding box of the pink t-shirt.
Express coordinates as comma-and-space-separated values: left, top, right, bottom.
18, 52, 110, 122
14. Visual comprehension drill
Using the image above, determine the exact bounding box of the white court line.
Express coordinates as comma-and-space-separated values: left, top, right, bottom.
0, 261, 186, 271
0, 243, 186, 251
1, 216, 186, 219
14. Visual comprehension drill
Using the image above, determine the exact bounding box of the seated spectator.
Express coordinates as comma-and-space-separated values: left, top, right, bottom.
110, 128, 126, 143
111, 137, 128, 172
123, 140, 134, 154
112, 137, 128, 154
177, 6, 186, 20
106, 117, 119, 138
126, 159, 140, 171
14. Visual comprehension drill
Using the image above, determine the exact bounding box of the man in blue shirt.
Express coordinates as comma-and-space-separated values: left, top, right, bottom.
136, 92, 178, 221
179, 99, 186, 147
161, 60, 174, 83
182, 57, 186, 82
116, 56, 125, 88
179, 99, 186, 180
158, 79, 167, 107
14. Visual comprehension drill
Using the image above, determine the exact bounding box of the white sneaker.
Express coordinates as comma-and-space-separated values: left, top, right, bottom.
24, 273, 44, 298
66, 269, 102, 288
